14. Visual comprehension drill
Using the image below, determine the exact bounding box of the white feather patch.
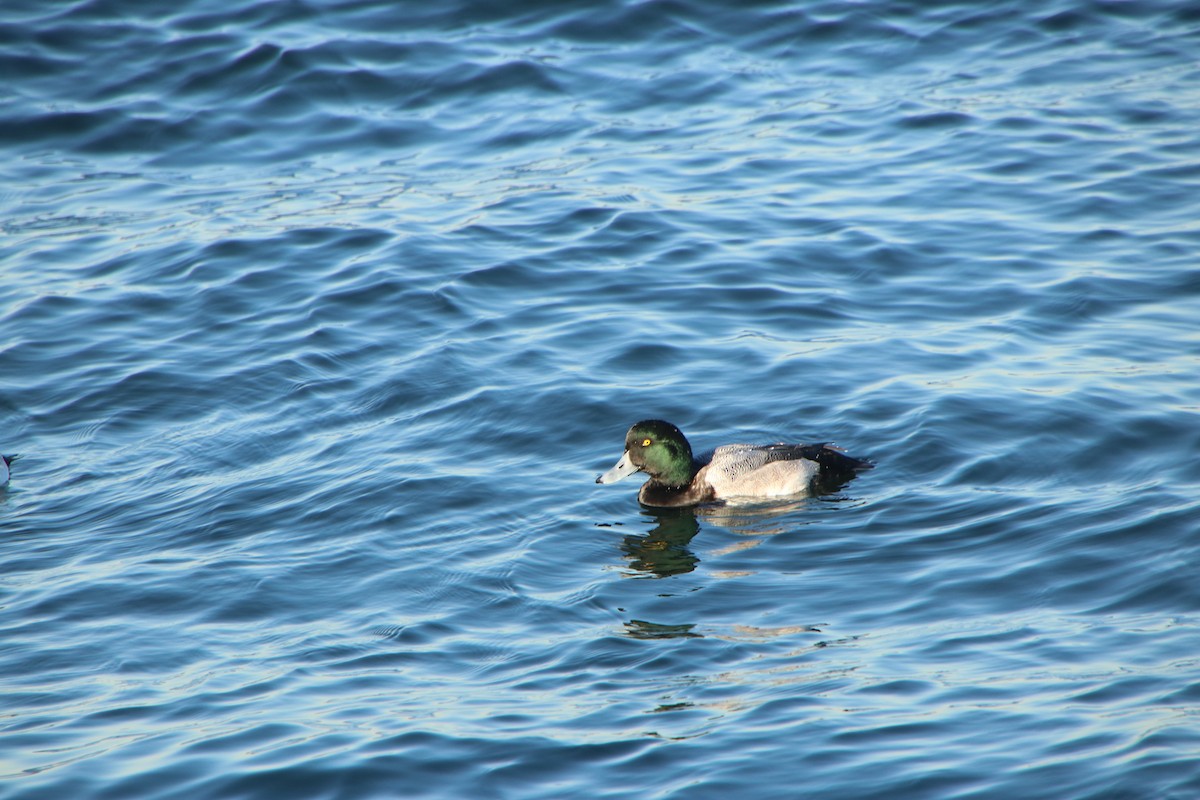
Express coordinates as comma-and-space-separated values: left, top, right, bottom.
703, 445, 819, 498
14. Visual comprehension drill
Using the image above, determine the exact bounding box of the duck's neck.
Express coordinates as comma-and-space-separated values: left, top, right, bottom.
653, 458, 696, 489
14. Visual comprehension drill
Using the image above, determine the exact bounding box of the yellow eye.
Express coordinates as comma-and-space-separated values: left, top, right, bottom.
641, 438, 652, 447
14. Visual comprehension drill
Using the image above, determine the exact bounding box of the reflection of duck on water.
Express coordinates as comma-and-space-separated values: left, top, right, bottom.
622, 619, 702, 639
616, 484, 868, 579
621, 507, 700, 577
597, 420, 872, 508
624, 494, 849, 575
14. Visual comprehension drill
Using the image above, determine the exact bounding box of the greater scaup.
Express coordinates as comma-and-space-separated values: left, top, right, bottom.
596, 419, 871, 507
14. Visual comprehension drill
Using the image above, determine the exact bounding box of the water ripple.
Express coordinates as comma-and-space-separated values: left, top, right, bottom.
3, 0, 1200, 798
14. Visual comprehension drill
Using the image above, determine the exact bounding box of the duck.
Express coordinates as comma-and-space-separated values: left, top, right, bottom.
595, 419, 872, 508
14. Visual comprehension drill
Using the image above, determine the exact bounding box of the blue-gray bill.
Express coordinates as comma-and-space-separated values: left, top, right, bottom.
596, 450, 638, 484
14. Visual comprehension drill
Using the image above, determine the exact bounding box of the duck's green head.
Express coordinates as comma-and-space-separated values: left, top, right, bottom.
596, 419, 695, 488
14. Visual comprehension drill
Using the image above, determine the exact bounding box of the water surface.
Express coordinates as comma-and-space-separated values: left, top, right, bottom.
3, 1, 1200, 798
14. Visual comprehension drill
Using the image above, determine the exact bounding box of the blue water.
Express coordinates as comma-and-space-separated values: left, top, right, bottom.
3, 0, 1200, 797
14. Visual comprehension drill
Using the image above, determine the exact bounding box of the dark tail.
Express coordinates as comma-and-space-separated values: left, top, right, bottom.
803, 444, 873, 492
